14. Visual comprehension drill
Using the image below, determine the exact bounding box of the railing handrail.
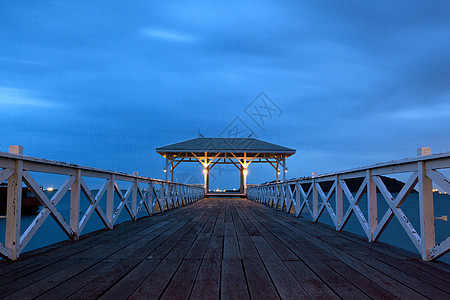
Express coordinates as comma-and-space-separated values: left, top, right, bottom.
0, 151, 204, 261
247, 152, 450, 262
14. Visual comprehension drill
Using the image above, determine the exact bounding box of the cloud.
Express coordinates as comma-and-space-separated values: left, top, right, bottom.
139, 28, 199, 43
388, 102, 450, 119
1, 1, 449, 180
0, 86, 53, 108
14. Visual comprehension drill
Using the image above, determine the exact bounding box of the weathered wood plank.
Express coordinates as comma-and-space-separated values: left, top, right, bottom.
249, 201, 435, 299
126, 202, 213, 299
230, 202, 279, 299
269, 209, 450, 297
98, 259, 161, 300
221, 259, 250, 300
159, 259, 202, 300
223, 216, 241, 260
284, 260, 339, 299
0, 197, 448, 300
190, 257, 221, 300
77, 211, 207, 299
251, 235, 309, 299
36, 206, 205, 299
190, 202, 224, 300
244, 203, 372, 299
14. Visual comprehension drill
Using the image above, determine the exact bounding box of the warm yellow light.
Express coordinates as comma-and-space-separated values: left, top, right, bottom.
47, 187, 54, 192
203, 168, 208, 176
163, 169, 167, 173
243, 169, 248, 177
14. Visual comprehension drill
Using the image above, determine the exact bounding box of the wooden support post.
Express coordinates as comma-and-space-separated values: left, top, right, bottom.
206, 167, 210, 193
170, 161, 174, 181
240, 166, 244, 193
70, 169, 81, 240
106, 174, 114, 229
165, 157, 169, 181
5, 158, 23, 260
336, 175, 343, 230
367, 170, 377, 241
132, 171, 138, 220
282, 157, 286, 182
417, 161, 435, 260
243, 168, 247, 195
276, 161, 279, 183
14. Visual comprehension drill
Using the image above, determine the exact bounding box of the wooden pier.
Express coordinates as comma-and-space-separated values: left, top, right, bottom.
1, 197, 449, 299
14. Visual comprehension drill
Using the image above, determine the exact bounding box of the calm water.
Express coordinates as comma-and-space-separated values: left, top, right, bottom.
1, 191, 449, 264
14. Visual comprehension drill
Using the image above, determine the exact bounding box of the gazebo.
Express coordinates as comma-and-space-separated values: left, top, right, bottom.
156, 137, 295, 196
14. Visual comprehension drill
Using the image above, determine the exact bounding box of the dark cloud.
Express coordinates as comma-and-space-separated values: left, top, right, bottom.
0, 1, 449, 186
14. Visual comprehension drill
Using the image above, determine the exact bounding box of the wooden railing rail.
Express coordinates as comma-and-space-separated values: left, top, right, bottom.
0, 151, 204, 260
247, 151, 450, 261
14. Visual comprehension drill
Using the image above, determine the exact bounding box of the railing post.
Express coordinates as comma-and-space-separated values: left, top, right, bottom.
295, 182, 301, 216
70, 169, 81, 240
148, 181, 154, 214
180, 186, 184, 205
335, 175, 343, 230
313, 178, 318, 221
417, 161, 435, 261
167, 183, 172, 209
132, 172, 138, 220
367, 170, 377, 241
106, 174, 114, 229
5, 158, 23, 260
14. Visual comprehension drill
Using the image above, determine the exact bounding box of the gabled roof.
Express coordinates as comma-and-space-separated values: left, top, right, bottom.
156, 137, 295, 155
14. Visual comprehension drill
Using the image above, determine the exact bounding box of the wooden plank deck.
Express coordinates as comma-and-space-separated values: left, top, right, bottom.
1, 198, 449, 299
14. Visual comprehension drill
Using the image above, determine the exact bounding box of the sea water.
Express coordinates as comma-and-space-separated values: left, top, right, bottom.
0, 191, 449, 264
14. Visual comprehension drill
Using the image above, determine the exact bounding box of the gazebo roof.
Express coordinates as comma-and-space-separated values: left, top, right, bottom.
156, 137, 295, 156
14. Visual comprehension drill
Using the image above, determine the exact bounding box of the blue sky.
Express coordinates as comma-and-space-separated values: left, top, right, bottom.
1, 1, 449, 188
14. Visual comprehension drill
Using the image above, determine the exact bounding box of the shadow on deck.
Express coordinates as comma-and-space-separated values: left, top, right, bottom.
0, 198, 449, 299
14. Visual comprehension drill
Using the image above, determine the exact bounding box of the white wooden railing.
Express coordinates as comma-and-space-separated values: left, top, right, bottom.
247, 152, 450, 261
0, 151, 204, 260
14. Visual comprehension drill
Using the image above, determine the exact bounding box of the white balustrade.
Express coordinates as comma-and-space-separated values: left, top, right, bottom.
0, 151, 204, 260
247, 152, 450, 261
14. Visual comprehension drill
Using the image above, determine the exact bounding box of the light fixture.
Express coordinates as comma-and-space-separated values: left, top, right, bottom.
243, 169, 248, 177
203, 168, 208, 176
